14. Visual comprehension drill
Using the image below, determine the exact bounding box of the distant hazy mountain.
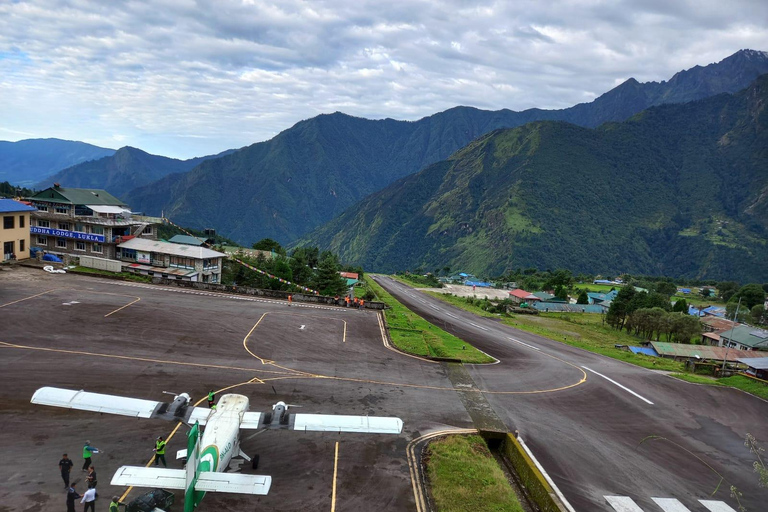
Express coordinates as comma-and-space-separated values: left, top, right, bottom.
37, 146, 237, 200
0, 138, 114, 187
299, 75, 768, 282
126, 49, 768, 246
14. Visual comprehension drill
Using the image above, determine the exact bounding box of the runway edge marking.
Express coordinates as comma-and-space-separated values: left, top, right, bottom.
517, 437, 577, 512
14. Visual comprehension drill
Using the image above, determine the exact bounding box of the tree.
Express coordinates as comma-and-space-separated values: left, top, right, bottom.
655, 281, 677, 297
730, 283, 766, 310
313, 253, 347, 296
554, 285, 569, 301
252, 238, 283, 254
576, 291, 589, 304
545, 269, 573, 290
289, 250, 313, 286
717, 281, 739, 302
726, 302, 749, 322
606, 286, 637, 331
700, 288, 713, 298
670, 314, 701, 344
751, 305, 766, 326
672, 299, 688, 313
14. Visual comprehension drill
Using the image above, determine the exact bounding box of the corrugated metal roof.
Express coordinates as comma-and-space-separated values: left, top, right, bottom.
737, 358, 768, 370
168, 234, 206, 246
0, 198, 36, 213
119, 238, 226, 259
509, 289, 538, 299
30, 187, 125, 206
651, 341, 768, 361
720, 325, 768, 349
531, 302, 604, 313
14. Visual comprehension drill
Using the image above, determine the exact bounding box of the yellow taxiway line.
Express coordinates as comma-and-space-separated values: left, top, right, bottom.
104, 296, 141, 317
330, 441, 340, 512
0, 288, 56, 308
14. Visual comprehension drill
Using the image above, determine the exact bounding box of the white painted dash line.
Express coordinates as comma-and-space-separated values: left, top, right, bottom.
507, 338, 541, 351
582, 367, 654, 405
699, 500, 738, 512
445, 312, 458, 319
605, 496, 644, 512
652, 497, 693, 511
429, 304, 440, 311
468, 322, 489, 331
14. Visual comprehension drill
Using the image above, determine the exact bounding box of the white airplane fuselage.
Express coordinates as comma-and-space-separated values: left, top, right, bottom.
198, 393, 249, 473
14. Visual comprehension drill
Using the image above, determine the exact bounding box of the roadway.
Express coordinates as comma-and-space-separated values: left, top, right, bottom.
373, 275, 768, 512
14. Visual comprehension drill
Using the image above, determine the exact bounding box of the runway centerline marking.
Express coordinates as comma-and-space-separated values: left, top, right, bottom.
507, 337, 541, 351
582, 366, 654, 405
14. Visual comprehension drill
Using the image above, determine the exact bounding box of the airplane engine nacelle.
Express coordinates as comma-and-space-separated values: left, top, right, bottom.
168, 393, 191, 417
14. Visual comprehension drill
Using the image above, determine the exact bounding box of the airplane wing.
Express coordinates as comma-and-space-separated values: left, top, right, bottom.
196, 472, 272, 495
240, 411, 263, 429
291, 414, 403, 434
111, 466, 187, 489
31, 387, 212, 425
32, 387, 160, 418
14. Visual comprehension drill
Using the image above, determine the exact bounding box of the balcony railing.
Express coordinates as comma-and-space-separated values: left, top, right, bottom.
31, 210, 161, 227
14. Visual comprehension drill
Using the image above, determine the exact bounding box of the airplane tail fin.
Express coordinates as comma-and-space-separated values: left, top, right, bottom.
184, 422, 203, 512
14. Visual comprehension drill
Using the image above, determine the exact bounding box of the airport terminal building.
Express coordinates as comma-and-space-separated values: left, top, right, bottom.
27, 185, 161, 260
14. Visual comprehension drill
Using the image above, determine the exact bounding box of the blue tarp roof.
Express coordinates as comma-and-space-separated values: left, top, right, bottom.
593, 280, 613, 284
688, 305, 705, 317
702, 306, 725, 317
458, 272, 470, 277
465, 280, 492, 287
42, 253, 63, 262
629, 346, 659, 357
679, 288, 691, 293
0, 199, 36, 213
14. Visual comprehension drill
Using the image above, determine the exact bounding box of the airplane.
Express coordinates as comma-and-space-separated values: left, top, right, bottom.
31, 387, 403, 512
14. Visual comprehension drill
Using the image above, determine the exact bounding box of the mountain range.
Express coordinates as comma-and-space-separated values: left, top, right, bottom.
122, 49, 768, 245
299, 75, 768, 282
0, 138, 114, 186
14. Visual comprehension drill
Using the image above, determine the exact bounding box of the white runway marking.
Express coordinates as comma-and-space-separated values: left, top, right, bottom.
507, 337, 541, 351
605, 496, 644, 512
445, 312, 458, 319
582, 367, 654, 405
652, 497, 692, 511
299, 325, 305, 330
699, 500, 738, 512
429, 304, 440, 311
468, 322, 489, 331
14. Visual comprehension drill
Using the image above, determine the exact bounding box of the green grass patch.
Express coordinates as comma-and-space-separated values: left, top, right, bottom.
671, 373, 768, 400
72, 266, 153, 283
364, 276, 494, 363
426, 291, 684, 372
426, 435, 524, 512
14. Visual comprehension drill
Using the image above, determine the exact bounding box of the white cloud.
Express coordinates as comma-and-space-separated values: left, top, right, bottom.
0, 0, 766, 158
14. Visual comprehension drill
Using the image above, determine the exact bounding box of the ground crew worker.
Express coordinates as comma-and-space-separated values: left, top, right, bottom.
353, 297, 359, 307
82, 441, 98, 471
109, 496, 124, 512
65, 483, 81, 512
288, 294, 293, 306
59, 453, 73, 489
154, 436, 167, 467
345, 296, 350, 308
207, 390, 215, 408
359, 299, 365, 310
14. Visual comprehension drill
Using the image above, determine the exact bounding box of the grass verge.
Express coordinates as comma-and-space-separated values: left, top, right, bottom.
424, 291, 684, 372
72, 266, 153, 283
670, 373, 768, 400
426, 435, 525, 512
364, 275, 494, 363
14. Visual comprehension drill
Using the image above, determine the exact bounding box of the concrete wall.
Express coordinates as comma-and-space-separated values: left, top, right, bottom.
155, 278, 386, 310
79, 255, 122, 273
501, 434, 567, 512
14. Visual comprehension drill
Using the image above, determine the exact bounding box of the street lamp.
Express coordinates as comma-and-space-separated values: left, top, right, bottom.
721, 298, 742, 375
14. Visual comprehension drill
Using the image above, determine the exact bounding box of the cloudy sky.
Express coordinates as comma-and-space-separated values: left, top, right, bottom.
1, 0, 767, 159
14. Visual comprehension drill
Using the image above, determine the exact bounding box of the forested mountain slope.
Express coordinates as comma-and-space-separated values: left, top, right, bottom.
126, 50, 768, 245
299, 75, 768, 282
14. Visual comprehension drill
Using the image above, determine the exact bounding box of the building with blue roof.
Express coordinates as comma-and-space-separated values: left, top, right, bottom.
1, 199, 36, 261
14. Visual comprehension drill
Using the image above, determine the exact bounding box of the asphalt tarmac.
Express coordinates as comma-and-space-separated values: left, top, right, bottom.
372, 275, 768, 512
0, 267, 468, 512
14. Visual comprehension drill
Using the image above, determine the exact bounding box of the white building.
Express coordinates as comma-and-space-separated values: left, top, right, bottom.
117, 237, 226, 283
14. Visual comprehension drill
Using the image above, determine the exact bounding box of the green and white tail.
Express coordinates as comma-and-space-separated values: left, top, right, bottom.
184, 422, 204, 512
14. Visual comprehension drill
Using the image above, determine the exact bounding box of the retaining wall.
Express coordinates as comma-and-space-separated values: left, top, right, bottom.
501, 434, 567, 512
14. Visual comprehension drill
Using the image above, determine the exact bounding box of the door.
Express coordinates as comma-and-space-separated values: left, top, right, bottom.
3, 241, 14, 260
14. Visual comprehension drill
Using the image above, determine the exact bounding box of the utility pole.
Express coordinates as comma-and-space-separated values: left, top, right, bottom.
721, 298, 742, 375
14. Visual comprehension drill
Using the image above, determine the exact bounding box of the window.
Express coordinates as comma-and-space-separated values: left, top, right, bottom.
37, 204, 48, 212
19, 215, 25, 228
55, 206, 69, 214
203, 258, 219, 270
91, 225, 104, 235
37, 219, 50, 228
170, 256, 195, 269
75, 241, 86, 251
20, 239, 25, 252
92, 243, 102, 254
37, 236, 48, 245
56, 238, 67, 248
75, 223, 86, 232
58, 222, 71, 230
120, 248, 137, 261
143, 225, 153, 234
3, 216, 14, 229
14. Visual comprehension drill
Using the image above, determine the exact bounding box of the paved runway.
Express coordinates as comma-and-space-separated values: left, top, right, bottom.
373, 275, 768, 512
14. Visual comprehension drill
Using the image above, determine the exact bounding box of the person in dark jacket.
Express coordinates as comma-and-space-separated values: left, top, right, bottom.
59, 453, 74, 489
65, 483, 81, 512
85, 466, 97, 488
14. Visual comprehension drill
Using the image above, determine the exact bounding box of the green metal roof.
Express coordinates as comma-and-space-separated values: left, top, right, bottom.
29, 186, 125, 206
168, 234, 206, 246
720, 325, 768, 349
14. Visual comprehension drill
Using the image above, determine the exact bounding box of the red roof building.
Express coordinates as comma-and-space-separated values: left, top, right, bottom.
339, 271, 359, 280
508, 289, 540, 304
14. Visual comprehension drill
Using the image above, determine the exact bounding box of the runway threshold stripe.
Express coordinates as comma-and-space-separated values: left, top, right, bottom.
507, 337, 540, 351
699, 500, 738, 512
605, 496, 644, 512
582, 366, 654, 405
652, 497, 693, 511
